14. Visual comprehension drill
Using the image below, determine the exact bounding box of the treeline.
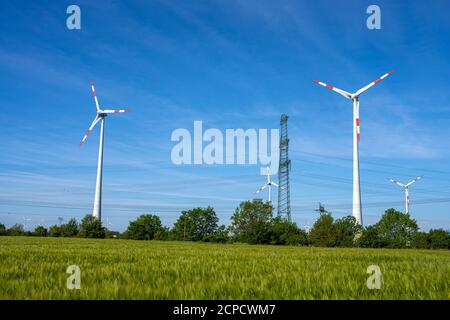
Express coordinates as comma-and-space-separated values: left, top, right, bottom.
0, 215, 111, 239
1, 200, 449, 249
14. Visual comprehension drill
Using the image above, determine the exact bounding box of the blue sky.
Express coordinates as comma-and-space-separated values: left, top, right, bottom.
1, 0, 450, 231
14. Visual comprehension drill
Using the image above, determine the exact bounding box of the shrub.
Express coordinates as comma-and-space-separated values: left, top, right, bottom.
309, 214, 336, 247
125, 214, 168, 240
428, 229, 450, 249
79, 215, 105, 238
33, 226, 48, 237
270, 216, 308, 246
230, 200, 273, 244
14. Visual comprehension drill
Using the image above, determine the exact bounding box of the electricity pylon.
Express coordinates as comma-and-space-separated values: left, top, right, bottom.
277, 114, 291, 221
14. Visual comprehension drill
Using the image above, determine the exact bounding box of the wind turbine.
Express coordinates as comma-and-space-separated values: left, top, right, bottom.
22, 216, 32, 230
387, 176, 422, 214
313, 70, 395, 225
254, 167, 282, 203
80, 80, 128, 222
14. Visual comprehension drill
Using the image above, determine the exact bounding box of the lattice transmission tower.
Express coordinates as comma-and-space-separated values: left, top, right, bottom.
277, 114, 291, 221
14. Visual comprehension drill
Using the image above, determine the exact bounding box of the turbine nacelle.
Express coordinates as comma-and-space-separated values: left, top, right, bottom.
80, 81, 129, 146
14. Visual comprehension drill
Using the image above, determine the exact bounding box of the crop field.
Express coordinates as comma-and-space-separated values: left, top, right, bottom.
0, 236, 449, 299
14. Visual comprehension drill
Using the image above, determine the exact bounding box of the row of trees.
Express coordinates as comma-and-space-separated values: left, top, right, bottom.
1, 200, 449, 249
0, 215, 109, 238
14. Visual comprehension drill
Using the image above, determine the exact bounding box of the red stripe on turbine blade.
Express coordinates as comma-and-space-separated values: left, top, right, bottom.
357, 133, 360, 141
326, 84, 334, 89
374, 78, 381, 84
356, 118, 360, 126
313, 80, 319, 83
114, 110, 120, 113
388, 70, 395, 74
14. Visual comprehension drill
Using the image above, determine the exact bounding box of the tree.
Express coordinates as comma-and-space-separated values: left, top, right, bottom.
0, 223, 6, 236
172, 207, 221, 242
358, 225, 387, 248
34, 226, 48, 237
48, 225, 62, 237
428, 229, 450, 249
210, 225, 230, 243
309, 214, 336, 247
334, 216, 362, 247
270, 216, 308, 246
61, 218, 79, 237
125, 214, 168, 240
7, 224, 25, 236
79, 215, 105, 238
411, 231, 429, 249
230, 200, 273, 244
374, 208, 418, 248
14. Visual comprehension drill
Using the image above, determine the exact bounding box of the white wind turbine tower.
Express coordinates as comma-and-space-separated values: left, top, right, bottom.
388, 176, 422, 214
313, 70, 395, 225
254, 167, 282, 203
80, 81, 128, 222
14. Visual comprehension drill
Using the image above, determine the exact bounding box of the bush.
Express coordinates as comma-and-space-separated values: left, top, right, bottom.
48, 225, 62, 237
428, 229, 450, 249
171, 207, 223, 242
125, 214, 168, 240
33, 226, 48, 237
358, 225, 387, 248
373, 208, 418, 248
411, 231, 429, 249
60, 219, 79, 237
7, 224, 25, 236
79, 215, 105, 238
230, 200, 273, 244
270, 216, 308, 245
0, 223, 6, 236
210, 225, 230, 243
334, 216, 362, 247
309, 214, 336, 247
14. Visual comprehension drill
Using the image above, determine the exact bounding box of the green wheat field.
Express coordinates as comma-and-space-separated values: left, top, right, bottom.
0, 236, 449, 299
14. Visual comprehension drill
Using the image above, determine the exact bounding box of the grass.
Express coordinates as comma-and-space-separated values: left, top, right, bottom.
0, 236, 449, 299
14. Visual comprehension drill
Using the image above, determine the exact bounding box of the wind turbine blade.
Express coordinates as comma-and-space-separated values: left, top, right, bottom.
387, 178, 405, 188
90, 80, 100, 111
102, 109, 129, 113
405, 176, 422, 187
80, 115, 101, 145
271, 182, 280, 188
312, 80, 352, 99
355, 70, 395, 96
255, 184, 268, 194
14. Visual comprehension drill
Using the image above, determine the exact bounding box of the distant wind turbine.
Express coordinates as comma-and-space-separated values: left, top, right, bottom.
22, 216, 32, 230
80, 81, 129, 222
254, 167, 282, 203
387, 176, 422, 214
313, 70, 395, 225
